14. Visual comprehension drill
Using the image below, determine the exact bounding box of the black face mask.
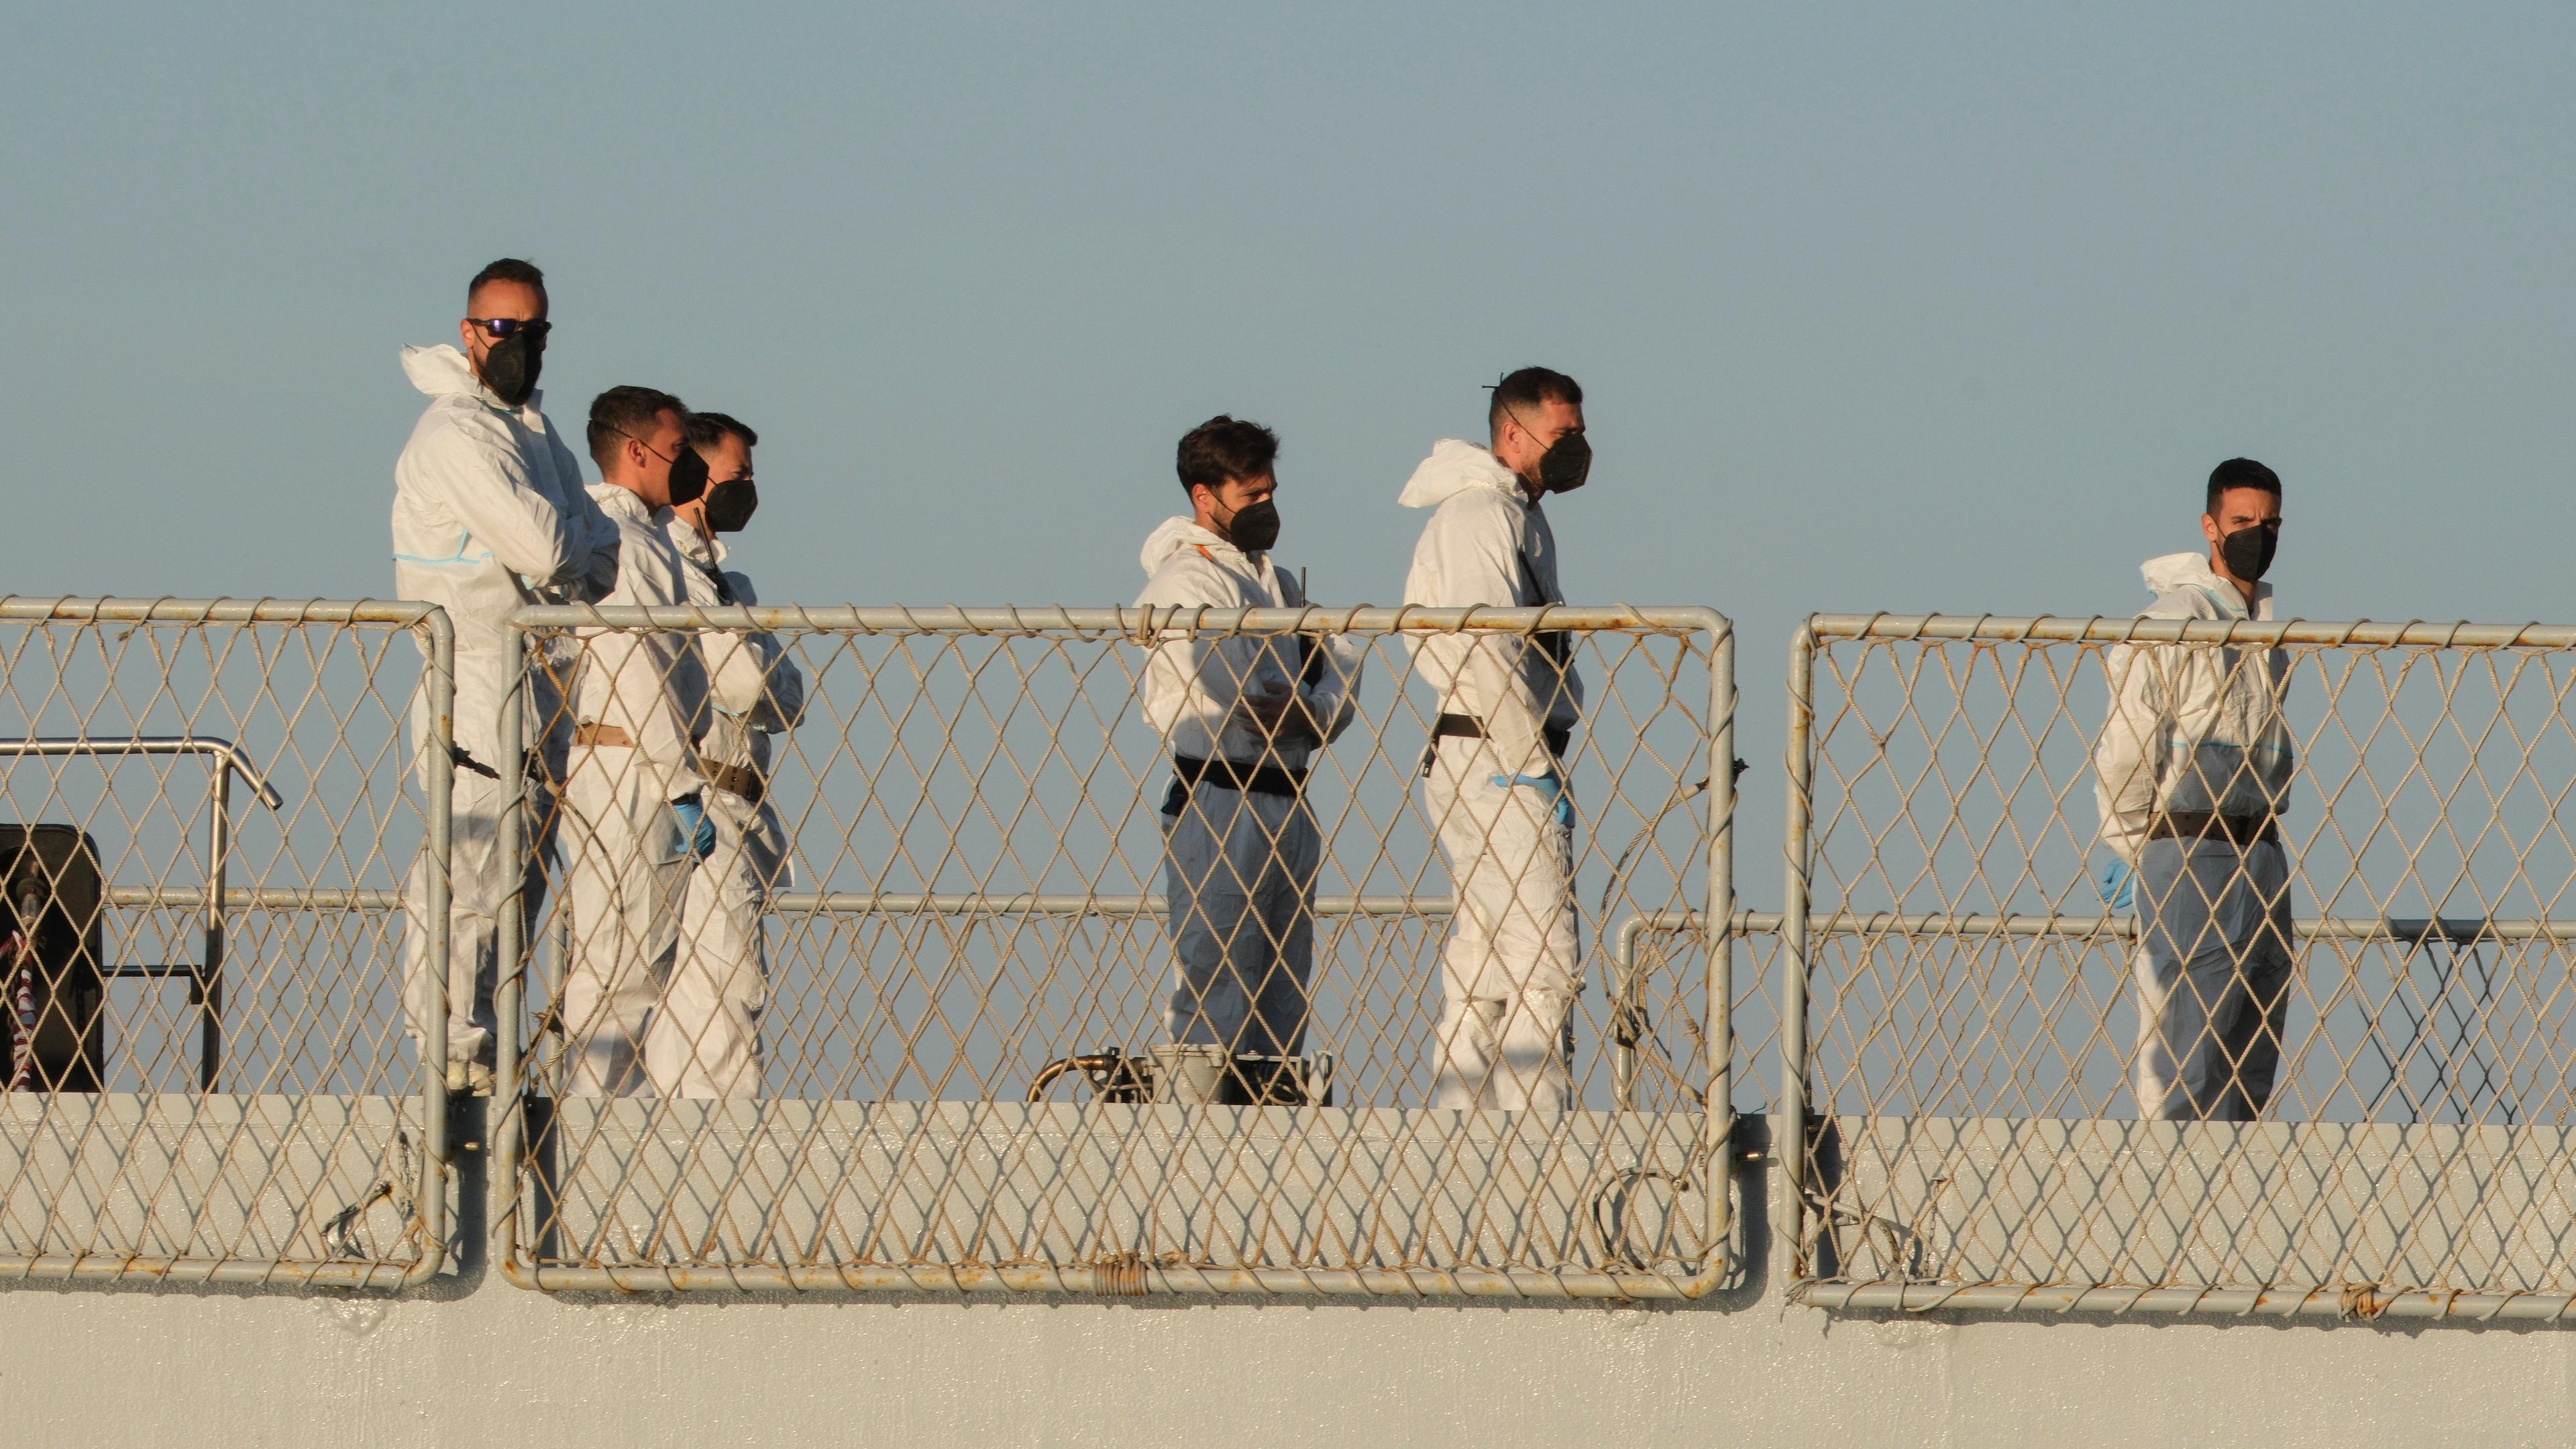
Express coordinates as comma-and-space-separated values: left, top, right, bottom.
703, 478, 759, 533
2220, 522, 2278, 582
1537, 429, 1593, 494
665, 443, 709, 508
477, 332, 542, 409
1220, 498, 1281, 553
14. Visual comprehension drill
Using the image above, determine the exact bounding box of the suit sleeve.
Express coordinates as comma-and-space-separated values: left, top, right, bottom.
1440, 504, 1553, 774
1281, 571, 1362, 745
2092, 640, 2167, 865
416, 412, 580, 584
703, 573, 805, 732
1134, 560, 1242, 747
545, 429, 621, 603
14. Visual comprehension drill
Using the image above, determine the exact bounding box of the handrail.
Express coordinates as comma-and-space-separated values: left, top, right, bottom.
0, 736, 287, 811
509, 602, 1731, 637
1806, 612, 2576, 649
0, 735, 286, 1089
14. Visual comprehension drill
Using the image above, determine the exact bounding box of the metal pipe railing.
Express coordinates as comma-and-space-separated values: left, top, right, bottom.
1805, 612, 2576, 649
0, 737, 288, 1089
508, 602, 1729, 637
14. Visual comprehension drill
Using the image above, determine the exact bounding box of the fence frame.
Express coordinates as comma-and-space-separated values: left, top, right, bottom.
490, 602, 1735, 1299
1782, 610, 2576, 1322
0, 598, 453, 1289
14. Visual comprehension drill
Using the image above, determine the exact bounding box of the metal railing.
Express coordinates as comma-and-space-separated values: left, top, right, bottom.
0, 598, 451, 1287
494, 604, 1734, 1298
1784, 612, 2576, 1319
1, 737, 288, 1089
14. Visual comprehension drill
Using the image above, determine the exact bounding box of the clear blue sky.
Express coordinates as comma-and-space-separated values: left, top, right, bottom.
7, 3, 2573, 843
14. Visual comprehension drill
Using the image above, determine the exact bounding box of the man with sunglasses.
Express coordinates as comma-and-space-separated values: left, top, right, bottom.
558, 386, 718, 1097
1398, 367, 1591, 1111
658, 412, 804, 1097
392, 258, 619, 1095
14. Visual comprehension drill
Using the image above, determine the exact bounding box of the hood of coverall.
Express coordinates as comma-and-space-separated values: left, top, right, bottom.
1397, 439, 1527, 510
1138, 515, 1250, 576
401, 342, 536, 411
2141, 550, 2269, 616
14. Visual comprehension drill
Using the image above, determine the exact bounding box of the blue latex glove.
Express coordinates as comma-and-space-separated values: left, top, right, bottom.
1491, 772, 1576, 829
672, 796, 717, 862
2096, 860, 2133, 912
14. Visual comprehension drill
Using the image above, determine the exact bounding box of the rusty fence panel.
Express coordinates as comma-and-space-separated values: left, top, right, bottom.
0, 598, 451, 1287
1784, 614, 2576, 1320
493, 604, 1732, 1298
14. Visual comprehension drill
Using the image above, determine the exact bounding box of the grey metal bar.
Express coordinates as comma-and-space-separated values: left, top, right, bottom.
0, 737, 285, 812
1715, 912, 2576, 943
1692, 616, 1737, 1299
1805, 613, 2576, 649
0, 597, 441, 629
101, 888, 405, 910
198, 765, 229, 1089
765, 892, 1449, 917
415, 602, 454, 1287
0, 1254, 430, 1289
488, 659, 527, 1277
1792, 1279, 2576, 1321
1780, 621, 1817, 1294
511, 602, 1727, 637
505, 1260, 1715, 1300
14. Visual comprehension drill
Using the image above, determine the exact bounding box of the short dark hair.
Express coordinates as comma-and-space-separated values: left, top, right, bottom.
587, 386, 687, 472
1175, 415, 1279, 494
1488, 367, 1583, 439
468, 258, 547, 311
685, 411, 759, 451
2205, 458, 2282, 515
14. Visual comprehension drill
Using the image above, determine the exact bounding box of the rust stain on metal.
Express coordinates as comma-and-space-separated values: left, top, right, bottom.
1090, 1252, 1148, 1297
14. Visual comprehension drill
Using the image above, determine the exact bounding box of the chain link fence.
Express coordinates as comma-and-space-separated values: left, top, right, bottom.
1784, 613, 2576, 1318
492, 604, 1733, 1297
0, 598, 451, 1286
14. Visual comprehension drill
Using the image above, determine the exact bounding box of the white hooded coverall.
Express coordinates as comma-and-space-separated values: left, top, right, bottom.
2094, 551, 2296, 1121
390, 343, 619, 1072
560, 485, 711, 1097
1399, 440, 1585, 1111
1134, 519, 1360, 1063
664, 523, 804, 1098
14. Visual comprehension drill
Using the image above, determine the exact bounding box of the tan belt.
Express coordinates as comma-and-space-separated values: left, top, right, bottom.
575, 724, 761, 801
703, 761, 765, 804
2148, 811, 2279, 847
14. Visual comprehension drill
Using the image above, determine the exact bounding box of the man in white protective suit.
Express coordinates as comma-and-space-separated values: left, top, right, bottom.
1399, 367, 1591, 1112
391, 258, 619, 1095
559, 386, 716, 1096
659, 411, 804, 1098
2094, 458, 2296, 1121
1134, 416, 1361, 1104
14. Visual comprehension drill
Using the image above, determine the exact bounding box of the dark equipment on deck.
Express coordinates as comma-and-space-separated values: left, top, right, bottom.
1, 825, 105, 1092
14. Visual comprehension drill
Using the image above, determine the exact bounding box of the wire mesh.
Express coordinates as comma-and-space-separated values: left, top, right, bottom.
0, 599, 449, 1286
1785, 614, 2576, 1317
494, 604, 1733, 1297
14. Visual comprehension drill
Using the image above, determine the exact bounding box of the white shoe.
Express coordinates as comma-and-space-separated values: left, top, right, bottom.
444, 1060, 494, 1097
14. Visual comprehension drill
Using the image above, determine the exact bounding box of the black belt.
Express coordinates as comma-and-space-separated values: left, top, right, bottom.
2149, 812, 2280, 847
1163, 755, 1307, 814
1424, 714, 1573, 773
